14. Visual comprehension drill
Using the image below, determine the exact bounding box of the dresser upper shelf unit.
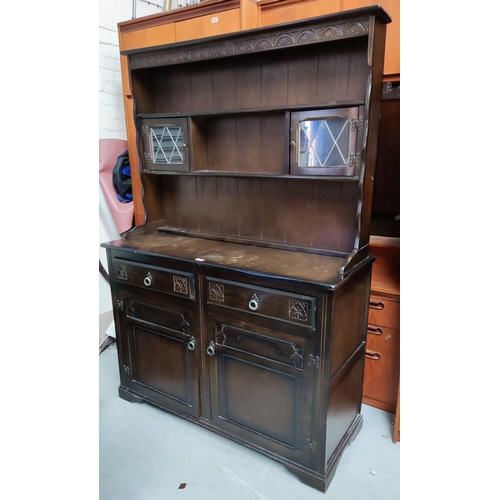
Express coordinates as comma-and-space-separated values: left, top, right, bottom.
123, 5, 389, 274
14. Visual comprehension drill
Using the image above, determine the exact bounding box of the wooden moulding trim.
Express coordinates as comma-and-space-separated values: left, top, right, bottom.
126, 10, 383, 67
118, 0, 240, 33
257, 0, 307, 11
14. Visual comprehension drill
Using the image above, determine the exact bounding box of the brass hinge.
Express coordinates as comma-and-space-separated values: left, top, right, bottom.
306, 439, 317, 451
349, 153, 361, 169
352, 117, 364, 131
308, 355, 320, 368
123, 364, 131, 375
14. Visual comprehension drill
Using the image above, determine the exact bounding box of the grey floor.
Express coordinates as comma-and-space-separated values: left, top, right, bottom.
100, 342, 400, 500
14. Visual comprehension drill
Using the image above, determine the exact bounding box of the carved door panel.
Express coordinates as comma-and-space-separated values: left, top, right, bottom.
205, 314, 317, 468
115, 288, 201, 418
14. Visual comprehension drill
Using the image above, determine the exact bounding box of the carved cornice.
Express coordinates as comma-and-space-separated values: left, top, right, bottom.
129, 18, 370, 70
130, 44, 227, 69
233, 20, 370, 54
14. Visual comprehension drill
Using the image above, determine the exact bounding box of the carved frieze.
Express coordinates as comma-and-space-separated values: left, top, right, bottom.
233, 20, 369, 55
130, 44, 226, 69
129, 19, 369, 69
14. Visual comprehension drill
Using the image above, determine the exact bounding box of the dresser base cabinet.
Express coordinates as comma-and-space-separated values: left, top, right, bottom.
104, 237, 373, 491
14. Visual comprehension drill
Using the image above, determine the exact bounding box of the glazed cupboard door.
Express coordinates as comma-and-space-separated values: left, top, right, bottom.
115, 287, 201, 419
205, 315, 317, 468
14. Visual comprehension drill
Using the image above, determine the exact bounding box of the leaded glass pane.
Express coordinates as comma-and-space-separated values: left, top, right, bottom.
151, 125, 184, 164
298, 117, 349, 168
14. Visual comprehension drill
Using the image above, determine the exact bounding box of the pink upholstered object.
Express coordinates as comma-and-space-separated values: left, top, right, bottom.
99, 139, 134, 235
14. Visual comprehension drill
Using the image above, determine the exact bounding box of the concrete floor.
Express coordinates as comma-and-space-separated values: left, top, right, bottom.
100, 343, 400, 500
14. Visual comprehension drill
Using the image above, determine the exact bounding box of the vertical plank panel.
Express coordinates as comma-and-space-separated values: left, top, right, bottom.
285, 179, 314, 246
316, 42, 350, 103
212, 59, 236, 110
261, 114, 287, 174
177, 176, 199, 232
310, 181, 342, 250
190, 117, 208, 171
235, 56, 262, 109
216, 177, 239, 236
287, 49, 318, 106
190, 62, 214, 112
162, 176, 180, 229
153, 68, 172, 112
261, 53, 288, 108
207, 117, 237, 171
261, 179, 286, 243
236, 116, 262, 173
336, 182, 359, 251
196, 177, 218, 234
238, 179, 262, 240
346, 38, 369, 101
169, 64, 193, 112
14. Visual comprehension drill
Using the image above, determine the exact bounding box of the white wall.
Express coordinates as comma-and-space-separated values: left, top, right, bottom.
99, 0, 160, 317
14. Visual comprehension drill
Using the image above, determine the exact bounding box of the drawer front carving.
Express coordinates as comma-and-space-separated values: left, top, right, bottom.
367, 295, 399, 329
215, 324, 304, 369
113, 258, 195, 299
206, 278, 316, 328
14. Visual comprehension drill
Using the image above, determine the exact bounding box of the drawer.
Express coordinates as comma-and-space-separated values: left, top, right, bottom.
363, 325, 400, 410
112, 258, 195, 300
367, 295, 399, 329
206, 277, 316, 328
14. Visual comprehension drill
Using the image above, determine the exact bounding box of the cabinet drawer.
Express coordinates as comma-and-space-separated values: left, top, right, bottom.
206, 277, 316, 328
363, 325, 400, 411
113, 258, 195, 300
367, 296, 399, 329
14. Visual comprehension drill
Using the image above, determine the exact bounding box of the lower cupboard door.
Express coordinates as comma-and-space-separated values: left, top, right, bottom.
119, 295, 201, 418
207, 316, 316, 468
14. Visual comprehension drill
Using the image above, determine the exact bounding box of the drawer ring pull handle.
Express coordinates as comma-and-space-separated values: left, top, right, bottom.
187, 337, 196, 352
367, 324, 383, 335
365, 349, 381, 361
144, 272, 153, 287
207, 341, 215, 357
249, 294, 260, 312
369, 301, 384, 310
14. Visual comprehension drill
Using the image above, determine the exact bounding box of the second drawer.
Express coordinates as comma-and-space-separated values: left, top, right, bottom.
205, 277, 316, 328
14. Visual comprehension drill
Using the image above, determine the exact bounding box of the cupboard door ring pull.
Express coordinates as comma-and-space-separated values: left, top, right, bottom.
365, 350, 381, 361
249, 294, 260, 312
144, 272, 153, 287
187, 337, 196, 352
207, 341, 215, 356
369, 301, 384, 310
367, 324, 383, 335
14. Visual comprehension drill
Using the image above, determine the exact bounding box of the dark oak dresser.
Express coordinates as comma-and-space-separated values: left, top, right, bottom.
102, 5, 391, 491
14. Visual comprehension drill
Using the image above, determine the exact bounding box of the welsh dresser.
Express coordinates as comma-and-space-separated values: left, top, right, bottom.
102, 5, 391, 491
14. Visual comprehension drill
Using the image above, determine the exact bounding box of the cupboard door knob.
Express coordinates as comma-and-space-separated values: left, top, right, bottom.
144, 272, 153, 287
207, 341, 215, 356
249, 294, 260, 311
187, 336, 196, 351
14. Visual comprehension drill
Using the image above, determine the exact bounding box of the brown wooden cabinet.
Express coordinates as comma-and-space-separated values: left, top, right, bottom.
104, 6, 391, 491
363, 238, 400, 421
